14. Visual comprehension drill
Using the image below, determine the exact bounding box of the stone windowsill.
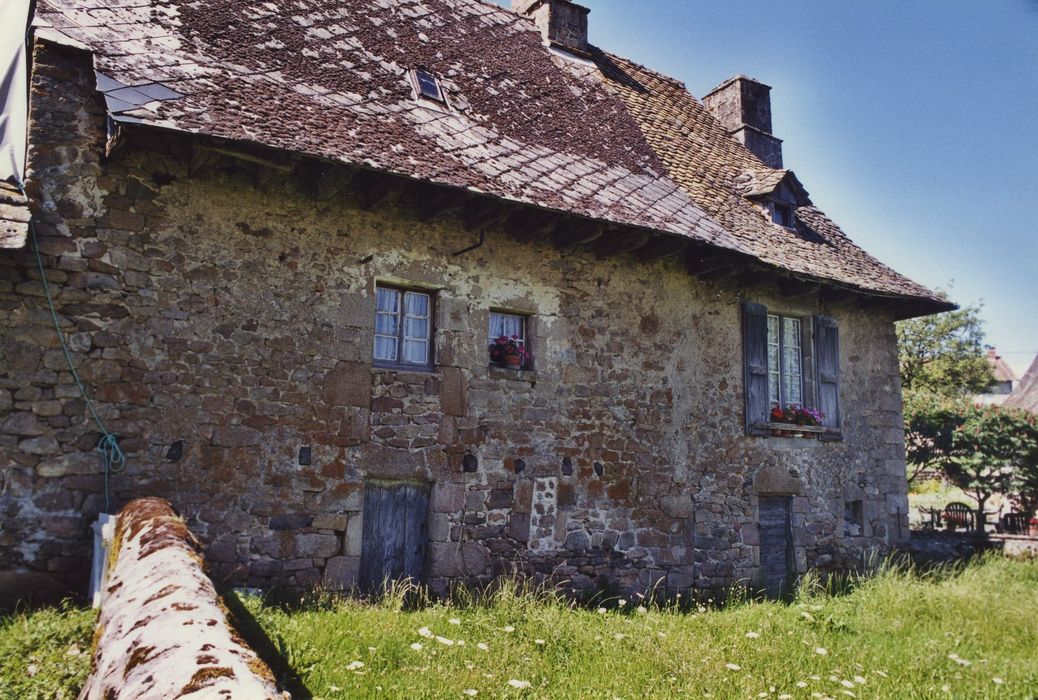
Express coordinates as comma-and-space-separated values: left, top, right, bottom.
488, 365, 538, 383
758, 422, 842, 440
371, 364, 440, 377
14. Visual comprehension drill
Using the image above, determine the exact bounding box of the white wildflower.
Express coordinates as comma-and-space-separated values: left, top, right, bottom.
613, 633, 626, 640
502, 625, 515, 633
507, 679, 531, 689
449, 618, 462, 625
477, 642, 489, 651
463, 690, 478, 696
409, 642, 424, 651
618, 599, 627, 606
853, 676, 866, 685
874, 671, 888, 678
779, 695, 792, 699
418, 627, 433, 638
636, 606, 647, 614
796, 681, 808, 688
534, 639, 545, 645
948, 653, 972, 667
745, 631, 760, 639
815, 647, 828, 656
840, 680, 855, 689
597, 607, 607, 614
435, 636, 455, 646
993, 678, 1004, 685
725, 663, 741, 671
345, 660, 365, 671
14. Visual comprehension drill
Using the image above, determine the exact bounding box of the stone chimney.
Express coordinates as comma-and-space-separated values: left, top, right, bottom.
513, 0, 590, 55
703, 75, 783, 169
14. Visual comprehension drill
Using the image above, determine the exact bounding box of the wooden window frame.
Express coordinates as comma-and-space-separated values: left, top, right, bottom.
745, 302, 841, 439
373, 283, 436, 371
772, 202, 795, 228
767, 313, 808, 408
409, 68, 451, 109
488, 309, 532, 371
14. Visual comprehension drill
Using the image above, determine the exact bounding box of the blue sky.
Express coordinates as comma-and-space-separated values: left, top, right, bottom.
495, 0, 1038, 375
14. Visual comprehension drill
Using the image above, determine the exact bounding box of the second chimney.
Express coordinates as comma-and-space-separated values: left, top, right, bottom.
703, 75, 783, 169
513, 0, 590, 56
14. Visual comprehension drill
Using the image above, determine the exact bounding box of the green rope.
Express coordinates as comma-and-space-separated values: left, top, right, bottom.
16, 179, 125, 511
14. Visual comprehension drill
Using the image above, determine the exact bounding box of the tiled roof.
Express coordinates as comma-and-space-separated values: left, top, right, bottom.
32, 0, 740, 253
1005, 356, 1038, 414
593, 51, 948, 305
30, 0, 947, 307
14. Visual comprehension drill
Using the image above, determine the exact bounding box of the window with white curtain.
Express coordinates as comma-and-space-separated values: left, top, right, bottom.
374, 285, 433, 367
767, 313, 803, 406
488, 311, 529, 368
488, 311, 525, 346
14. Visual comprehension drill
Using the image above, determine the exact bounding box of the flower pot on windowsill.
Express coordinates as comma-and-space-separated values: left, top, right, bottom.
770, 428, 783, 437
503, 355, 523, 368
802, 432, 815, 439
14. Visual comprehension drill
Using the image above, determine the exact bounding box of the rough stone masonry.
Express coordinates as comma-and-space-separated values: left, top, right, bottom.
0, 41, 910, 599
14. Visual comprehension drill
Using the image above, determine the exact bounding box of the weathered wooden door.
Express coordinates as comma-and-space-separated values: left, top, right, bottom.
359, 481, 430, 592
758, 496, 793, 598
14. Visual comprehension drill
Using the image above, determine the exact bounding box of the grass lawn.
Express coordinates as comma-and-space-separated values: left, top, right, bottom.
0, 602, 95, 700
3, 557, 1037, 699
243, 556, 1038, 699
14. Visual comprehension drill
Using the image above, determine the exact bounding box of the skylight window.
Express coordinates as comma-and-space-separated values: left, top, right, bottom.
413, 68, 444, 103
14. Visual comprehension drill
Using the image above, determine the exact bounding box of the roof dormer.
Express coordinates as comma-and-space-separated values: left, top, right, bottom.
735, 169, 811, 230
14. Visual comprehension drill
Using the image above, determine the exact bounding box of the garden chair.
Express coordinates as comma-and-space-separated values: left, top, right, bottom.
942, 502, 975, 532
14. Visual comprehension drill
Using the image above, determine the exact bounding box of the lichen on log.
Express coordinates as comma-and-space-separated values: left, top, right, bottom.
78, 498, 282, 700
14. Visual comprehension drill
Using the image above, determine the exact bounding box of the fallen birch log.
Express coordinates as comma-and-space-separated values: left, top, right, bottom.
79, 497, 283, 700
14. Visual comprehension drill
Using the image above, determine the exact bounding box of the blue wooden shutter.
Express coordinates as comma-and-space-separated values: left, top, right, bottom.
743, 302, 770, 436
813, 315, 841, 440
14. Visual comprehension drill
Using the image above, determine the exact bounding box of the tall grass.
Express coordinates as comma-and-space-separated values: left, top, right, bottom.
3, 556, 1036, 699
242, 554, 1038, 699
0, 602, 96, 700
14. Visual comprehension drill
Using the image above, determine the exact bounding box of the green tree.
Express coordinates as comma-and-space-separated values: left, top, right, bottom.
905, 401, 1038, 524
897, 300, 994, 397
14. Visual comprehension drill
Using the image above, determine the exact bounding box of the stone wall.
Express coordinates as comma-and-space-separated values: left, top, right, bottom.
0, 41, 910, 597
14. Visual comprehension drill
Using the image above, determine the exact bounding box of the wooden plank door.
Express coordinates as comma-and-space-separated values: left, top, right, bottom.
359, 481, 430, 592
758, 496, 793, 599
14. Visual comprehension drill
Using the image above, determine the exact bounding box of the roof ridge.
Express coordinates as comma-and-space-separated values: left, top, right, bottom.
598, 49, 691, 95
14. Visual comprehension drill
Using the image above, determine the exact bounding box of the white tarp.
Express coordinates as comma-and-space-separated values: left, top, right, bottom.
0, 0, 31, 185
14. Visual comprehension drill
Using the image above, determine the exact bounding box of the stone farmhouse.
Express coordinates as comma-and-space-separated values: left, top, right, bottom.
0, 0, 952, 600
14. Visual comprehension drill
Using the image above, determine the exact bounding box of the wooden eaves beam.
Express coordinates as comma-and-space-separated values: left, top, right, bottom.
552, 218, 603, 249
